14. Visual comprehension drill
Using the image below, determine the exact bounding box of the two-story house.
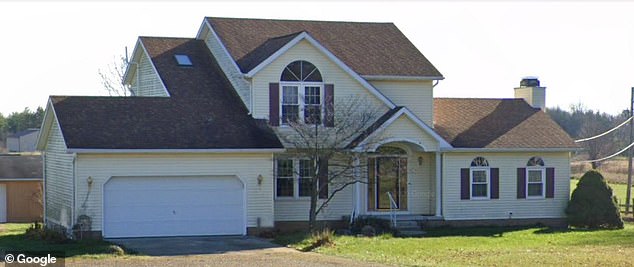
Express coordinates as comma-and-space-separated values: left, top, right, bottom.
37, 17, 578, 238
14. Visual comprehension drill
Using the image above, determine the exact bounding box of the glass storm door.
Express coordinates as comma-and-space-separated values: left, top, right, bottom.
368, 157, 408, 211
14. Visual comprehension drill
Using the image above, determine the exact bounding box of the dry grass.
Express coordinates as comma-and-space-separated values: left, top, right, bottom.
571, 158, 632, 184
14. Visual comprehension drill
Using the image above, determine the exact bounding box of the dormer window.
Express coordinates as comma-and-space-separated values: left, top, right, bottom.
280, 60, 323, 125
174, 54, 193, 66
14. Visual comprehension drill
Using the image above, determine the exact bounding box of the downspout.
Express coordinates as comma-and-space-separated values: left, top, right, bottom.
71, 153, 77, 237
435, 152, 443, 217
432, 80, 440, 88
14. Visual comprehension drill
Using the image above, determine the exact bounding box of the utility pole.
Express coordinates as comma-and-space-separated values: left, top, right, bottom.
626, 87, 634, 214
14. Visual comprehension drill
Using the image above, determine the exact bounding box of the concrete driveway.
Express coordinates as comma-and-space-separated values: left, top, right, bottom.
107, 236, 286, 256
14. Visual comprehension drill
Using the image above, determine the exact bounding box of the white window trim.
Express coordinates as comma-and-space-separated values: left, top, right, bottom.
279, 81, 324, 126
470, 167, 490, 200
274, 158, 316, 200
526, 167, 546, 199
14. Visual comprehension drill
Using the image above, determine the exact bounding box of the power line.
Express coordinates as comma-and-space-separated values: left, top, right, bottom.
574, 141, 634, 163
574, 116, 633, 143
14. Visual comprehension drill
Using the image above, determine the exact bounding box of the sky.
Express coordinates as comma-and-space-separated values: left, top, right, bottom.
0, 1, 633, 116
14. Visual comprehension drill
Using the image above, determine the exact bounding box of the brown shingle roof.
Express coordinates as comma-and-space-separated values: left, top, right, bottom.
433, 98, 578, 149
206, 17, 443, 77
0, 155, 42, 179
51, 37, 282, 150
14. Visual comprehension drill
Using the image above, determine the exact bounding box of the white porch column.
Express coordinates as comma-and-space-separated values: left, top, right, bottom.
353, 156, 361, 218
435, 152, 442, 217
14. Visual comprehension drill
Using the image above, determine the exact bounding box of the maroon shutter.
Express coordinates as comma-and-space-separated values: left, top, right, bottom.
546, 167, 555, 198
318, 158, 328, 199
517, 168, 526, 199
460, 168, 470, 200
490, 168, 499, 199
269, 83, 279, 126
324, 84, 334, 127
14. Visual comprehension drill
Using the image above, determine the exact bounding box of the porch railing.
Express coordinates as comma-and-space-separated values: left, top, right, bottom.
387, 192, 398, 228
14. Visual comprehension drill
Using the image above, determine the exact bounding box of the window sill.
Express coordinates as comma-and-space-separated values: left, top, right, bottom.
469, 197, 491, 200
275, 197, 312, 201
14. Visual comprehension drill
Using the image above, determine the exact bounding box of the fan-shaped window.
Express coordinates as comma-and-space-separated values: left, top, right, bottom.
377, 146, 407, 156
279, 61, 324, 125
471, 157, 489, 167
281, 60, 323, 82
527, 157, 545, 167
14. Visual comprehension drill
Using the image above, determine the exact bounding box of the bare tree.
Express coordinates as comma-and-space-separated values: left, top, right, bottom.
98, 55, 130, 96
278, 96, 386, 231
580, 111, 615, 169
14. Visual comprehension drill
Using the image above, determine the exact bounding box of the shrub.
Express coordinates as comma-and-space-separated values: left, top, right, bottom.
566, 170, 623, 229
302, 228, 335, 252
25, 221, 69, 243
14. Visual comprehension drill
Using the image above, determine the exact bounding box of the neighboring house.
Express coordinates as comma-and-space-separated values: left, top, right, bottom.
7, 128, 40, 152
36, 17, 578, 239
0, 155, 43, 222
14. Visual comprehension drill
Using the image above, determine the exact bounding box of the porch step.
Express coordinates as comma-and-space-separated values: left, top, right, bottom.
395, 220, 426, 237
396, 220, 419, 228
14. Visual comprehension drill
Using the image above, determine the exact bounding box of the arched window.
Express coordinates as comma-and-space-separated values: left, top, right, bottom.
470, 157, 490, 199
527, 157, 545, 167
471, 157, 489, 167
526, 157, 546, 197
279, 61, 324, 124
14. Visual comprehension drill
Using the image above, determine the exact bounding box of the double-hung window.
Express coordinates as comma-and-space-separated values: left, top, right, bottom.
470, 157, 490, 199
275, 158, 315, 198
526, 157, 546, 198
279, 60, 323, 125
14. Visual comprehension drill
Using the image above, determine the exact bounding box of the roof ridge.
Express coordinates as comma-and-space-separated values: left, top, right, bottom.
206, 16, 394, 25
139, 36, 195, 40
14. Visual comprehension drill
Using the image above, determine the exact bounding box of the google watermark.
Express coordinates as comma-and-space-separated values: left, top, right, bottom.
3, 251, 64, 266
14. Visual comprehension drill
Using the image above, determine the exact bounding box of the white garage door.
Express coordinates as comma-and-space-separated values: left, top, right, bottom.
104, 176, 244, 238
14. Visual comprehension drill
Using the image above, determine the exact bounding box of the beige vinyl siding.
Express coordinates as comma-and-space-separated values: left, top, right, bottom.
250, 40, 389, 121
74, 153, 275, 231
43, 117, 74, 229
274, 156, 354, 221
201, 26, 251, 111
370, 80, 434, 125
379, 114, 440, 151
408, 152, 435, 214
442, 152, 570, 220
130, 49, 168, 97
274, 187, 353, 221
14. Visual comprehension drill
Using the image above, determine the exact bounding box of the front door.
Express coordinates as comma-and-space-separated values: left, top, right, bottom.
368, 156, 407, 211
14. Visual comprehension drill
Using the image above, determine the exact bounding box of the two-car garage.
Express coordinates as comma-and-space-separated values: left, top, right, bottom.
103, 176, 245, 238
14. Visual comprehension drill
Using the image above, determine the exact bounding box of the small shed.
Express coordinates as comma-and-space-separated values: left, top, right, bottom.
0, 155, 43, 222
7, 128, 40, 152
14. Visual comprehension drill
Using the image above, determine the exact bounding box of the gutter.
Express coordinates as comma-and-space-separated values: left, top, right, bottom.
66, 148, 286, 154
361, 75, 445, 81
440, 147, 583, 153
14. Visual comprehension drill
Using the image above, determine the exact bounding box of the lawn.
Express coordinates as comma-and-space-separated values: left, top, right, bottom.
275, 179, 634, 267
0, 223, 129, 259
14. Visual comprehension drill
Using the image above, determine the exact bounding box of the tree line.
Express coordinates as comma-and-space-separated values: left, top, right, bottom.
547, 105, 630, 168
0, 107, 45, 142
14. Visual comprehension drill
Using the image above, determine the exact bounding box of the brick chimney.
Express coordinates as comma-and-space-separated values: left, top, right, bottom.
514, 77, 546, 110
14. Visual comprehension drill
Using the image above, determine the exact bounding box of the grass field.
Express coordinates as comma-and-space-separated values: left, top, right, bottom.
0, 224, 126, 259
275, 177, 634, 267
